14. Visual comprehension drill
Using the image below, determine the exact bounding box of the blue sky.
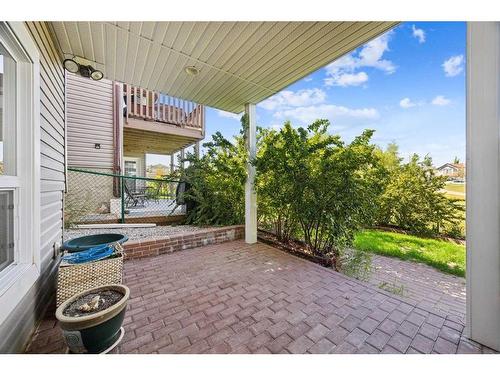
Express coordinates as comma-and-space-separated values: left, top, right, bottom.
203, 22, 466, 167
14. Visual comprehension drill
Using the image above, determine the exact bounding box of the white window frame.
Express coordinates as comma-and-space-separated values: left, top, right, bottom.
0, 22, 40, 324
124, 156, 143, 177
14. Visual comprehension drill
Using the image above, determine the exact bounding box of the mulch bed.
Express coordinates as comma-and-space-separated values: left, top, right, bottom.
257, 229, 333, 268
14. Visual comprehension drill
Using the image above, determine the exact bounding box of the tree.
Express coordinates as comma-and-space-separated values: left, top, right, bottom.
255, 120, 381, 263
377, 154, 464, 235
182, 125, 247, 226
453, 156, 460, 164
180, 115, 464, 247
374, 141, 402, 174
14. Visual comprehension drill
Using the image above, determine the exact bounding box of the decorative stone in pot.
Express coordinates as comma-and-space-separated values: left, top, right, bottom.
55, 284, 130, 354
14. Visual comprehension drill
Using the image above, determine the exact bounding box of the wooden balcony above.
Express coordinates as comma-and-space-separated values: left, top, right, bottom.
123, 84, 205, 155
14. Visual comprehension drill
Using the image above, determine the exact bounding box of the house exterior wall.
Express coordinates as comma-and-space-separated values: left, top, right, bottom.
66, 72, 114, 170
466, 21, 500, 351
0, 22, 65, 353
123, 153, 147, 192
65, 72, 116, 218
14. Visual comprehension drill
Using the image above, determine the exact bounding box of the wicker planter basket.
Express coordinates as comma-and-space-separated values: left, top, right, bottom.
56, 244, 124, 307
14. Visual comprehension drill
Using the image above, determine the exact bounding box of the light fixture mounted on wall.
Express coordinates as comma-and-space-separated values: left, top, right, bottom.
63, 58, 104, 81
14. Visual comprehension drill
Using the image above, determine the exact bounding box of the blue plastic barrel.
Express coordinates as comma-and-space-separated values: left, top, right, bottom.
62, 233, 128, 253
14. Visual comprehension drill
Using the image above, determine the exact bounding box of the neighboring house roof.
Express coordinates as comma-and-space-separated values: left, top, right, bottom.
437, 163, 465, 171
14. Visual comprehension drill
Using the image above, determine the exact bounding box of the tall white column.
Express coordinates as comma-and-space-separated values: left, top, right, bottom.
170, 154, 175, 172
466, 22, 500, 351
194, 141, 200, 159
245, 103, 257, 244
180, 148, 185, 169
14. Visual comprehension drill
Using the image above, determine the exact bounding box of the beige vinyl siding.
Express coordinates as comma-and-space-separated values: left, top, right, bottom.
28, 20, 65, 286
0, 22, 65, 353
66, 72, 114, 170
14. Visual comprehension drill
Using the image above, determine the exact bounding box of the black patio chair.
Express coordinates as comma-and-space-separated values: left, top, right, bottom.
124, 181, 147, 207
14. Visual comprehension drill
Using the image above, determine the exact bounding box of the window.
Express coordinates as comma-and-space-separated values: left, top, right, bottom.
0, 191, 14, 272
124, 160, 138, 176
0, 22, 40, 324
0, 36, 17, 274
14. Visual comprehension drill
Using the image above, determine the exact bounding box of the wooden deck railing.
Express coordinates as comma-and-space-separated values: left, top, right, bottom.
123, 84, 205, 131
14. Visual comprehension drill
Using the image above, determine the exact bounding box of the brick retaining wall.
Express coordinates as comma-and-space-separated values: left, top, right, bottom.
123, 225, 244, 260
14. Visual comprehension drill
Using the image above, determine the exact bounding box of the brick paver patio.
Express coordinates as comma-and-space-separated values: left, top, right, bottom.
25, 240, 495, 354
368, 254, 466, 320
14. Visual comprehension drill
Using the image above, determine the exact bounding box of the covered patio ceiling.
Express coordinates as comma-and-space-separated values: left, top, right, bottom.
49, 22, 398, 113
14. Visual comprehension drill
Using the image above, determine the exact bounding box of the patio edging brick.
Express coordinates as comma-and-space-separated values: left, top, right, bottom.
123, 225, 244, 260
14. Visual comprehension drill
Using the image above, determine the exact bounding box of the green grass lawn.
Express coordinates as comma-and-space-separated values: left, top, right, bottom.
353, 229, 465, 277
444, 182, 465, 194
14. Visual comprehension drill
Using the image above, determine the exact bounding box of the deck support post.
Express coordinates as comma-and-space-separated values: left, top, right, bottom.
194, 142, 200, 158
180, 149, 185, 169
244, 103, 257, 244
466, 22, 500, 351
170, 153, 175, 197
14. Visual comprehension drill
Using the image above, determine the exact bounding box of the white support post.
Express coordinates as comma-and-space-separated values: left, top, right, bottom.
180, 148, 185, 170
194, 141, 200, 159
245, 103, 257, 244
170, 153, 175, 197
466, 22, 500, 351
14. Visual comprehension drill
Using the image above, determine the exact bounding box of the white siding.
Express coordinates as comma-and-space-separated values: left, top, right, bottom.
66, 72, 114, 170
0, 22, 65, 353
27, 21, 65, 274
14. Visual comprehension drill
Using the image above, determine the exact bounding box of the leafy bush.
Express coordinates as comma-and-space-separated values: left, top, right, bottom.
182, 127, 247, 226
375, 151, 464, 236
255, 120, 382, 264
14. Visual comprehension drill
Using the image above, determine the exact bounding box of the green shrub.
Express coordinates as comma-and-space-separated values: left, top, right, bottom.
182, 123, 247, 226
375, 152, 464, 236
255, 120, 382, 263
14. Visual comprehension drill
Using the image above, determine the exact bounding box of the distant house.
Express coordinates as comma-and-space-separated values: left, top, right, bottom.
436, 163, 465, 180
146, 163, 170, 179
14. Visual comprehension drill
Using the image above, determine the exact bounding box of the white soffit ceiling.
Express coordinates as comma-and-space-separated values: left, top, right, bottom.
49, 21, 398, 113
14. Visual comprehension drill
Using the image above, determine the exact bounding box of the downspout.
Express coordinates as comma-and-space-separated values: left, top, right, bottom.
112, 82, 122, 197
63, 70, 68, 193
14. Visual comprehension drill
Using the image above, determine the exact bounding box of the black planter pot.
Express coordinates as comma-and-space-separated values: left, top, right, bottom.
62, 233, 128, 253
56, 284, 130, 354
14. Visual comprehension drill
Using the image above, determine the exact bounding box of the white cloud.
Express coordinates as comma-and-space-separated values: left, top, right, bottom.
216, 110, 242, 121
325, 72, 368, 87
358, 33, 396, 73
432, 95, 451, 106
399, 97, 417, 108
442, 55, 464, 77
259, 88, 326, 110
412, 25, 426, 44
324, 31, 396, 87
274, 104, 379, 125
